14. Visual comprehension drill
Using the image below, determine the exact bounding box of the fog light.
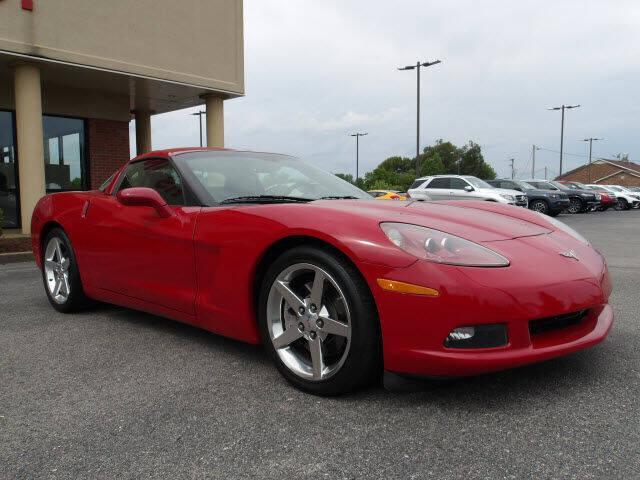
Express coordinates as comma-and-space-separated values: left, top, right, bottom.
444, 324, 508, 349
448, 327, 475, 341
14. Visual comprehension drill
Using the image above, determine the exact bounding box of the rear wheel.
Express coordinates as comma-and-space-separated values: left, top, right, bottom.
42, 228, 88, 313
567, 197, 583, 214
529, 199, 549, 215
258, 246, 380, 395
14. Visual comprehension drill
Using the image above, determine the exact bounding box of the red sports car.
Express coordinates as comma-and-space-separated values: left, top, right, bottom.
31, 148, 614, 395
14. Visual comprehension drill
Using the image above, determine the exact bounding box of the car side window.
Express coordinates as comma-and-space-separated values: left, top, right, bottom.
425, 178, 450, 189
500, 181, 513, 189
116, 159, 186, 206
450, 178, 469, 190
409, 180, 426, 189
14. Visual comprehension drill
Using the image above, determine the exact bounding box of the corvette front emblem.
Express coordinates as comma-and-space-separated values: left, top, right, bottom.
559, 250, 579, 261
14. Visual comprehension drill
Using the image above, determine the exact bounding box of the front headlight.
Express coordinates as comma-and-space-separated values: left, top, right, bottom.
535, 214, 590, 245
550, 193, 559, 198
380, 223, 510, 267
499, 193, 514, 201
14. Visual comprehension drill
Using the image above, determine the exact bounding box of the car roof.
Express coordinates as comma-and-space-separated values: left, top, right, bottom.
414, 174, 479, 181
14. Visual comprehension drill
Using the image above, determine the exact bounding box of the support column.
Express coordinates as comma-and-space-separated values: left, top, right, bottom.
134, 110, 152, 155
204, 95, 224, 147
13, 63, 45, 234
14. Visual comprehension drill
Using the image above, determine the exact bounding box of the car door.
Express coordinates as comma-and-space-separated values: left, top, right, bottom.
81, 158, 200, 315
449, 177, 474, 200
423, 177, 451, 200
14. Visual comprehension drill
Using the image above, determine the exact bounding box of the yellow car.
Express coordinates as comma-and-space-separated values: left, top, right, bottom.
367, 190, 407, 200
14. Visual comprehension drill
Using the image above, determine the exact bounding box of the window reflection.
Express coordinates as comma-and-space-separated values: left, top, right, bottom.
0, 111, 18, 228
43, 116, 86, 191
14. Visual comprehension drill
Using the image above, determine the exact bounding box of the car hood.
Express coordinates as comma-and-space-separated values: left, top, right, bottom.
309, 199, 552, 242
492, 188, 524, 197
526, 188, 567, 196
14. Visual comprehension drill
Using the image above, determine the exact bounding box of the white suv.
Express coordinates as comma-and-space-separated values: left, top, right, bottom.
408, 175, 527, 206
597, 184, 640, 209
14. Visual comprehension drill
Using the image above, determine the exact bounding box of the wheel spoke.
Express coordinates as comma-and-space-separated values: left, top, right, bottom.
308, 337, 324, 380
320, 317, 350, 338
53, 279, 62, 297
309, 269, 325, 309
54, 238, 63, 263
272, 326, 303, 349
61, 275, 71, 297
275, 280, 305, 311
60, 257, 70, 272
45, 260, 58, 270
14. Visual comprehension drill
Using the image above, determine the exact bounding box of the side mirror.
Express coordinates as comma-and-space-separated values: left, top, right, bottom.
464, 185, 474, 192
116, 187, 172, 218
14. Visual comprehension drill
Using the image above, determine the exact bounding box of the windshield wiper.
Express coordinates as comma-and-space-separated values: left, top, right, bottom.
317, 195, 360, 200
220, 195, 313, 205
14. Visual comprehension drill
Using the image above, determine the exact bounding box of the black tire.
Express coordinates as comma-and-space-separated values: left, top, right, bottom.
567, 197, 583, 214
41, 228, 89, 313
258, 245, 381, 395
614, 198, 628, 211
529, 199, 549, 215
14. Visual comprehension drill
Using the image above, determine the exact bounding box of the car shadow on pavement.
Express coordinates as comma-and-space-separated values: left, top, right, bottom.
85, 302, 613, 405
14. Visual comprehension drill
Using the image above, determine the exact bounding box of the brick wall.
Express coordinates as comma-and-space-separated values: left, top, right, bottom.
558, 163, 640, 187
87, 118, 130, 189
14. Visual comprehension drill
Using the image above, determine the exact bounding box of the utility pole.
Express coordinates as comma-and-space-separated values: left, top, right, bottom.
398, 59, 441, 175
548, 104, 580, 176
581, 137, 603, 183
191, 110, 206, 147
350, 132, 368, 181
544, 166, 548, 180
531, 145, 540, 178
509, 158, 515, 179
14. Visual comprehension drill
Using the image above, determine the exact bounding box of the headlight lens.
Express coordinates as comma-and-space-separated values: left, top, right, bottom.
499, 193, 514, 201
550, 194, 559, 198
536, 214, 590, 245
380, 223, 510, 267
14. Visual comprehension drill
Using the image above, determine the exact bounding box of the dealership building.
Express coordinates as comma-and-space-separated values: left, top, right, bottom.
0, 0, 244, 233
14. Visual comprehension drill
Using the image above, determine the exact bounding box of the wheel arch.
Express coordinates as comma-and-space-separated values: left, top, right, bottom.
35, 221, 66, 268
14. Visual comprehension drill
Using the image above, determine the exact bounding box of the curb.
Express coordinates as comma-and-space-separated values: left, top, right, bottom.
0, 252, 34, 265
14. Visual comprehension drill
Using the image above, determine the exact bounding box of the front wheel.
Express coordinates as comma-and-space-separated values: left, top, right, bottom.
614, 199, 629, 211
258, 246, 381, 395
529, 200, 549, 215
567, 197, 583, 214
42, 228, 88, 313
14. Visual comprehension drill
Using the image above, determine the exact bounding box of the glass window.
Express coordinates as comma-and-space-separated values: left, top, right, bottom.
464, 177, 492, 189
425, 178, 450, 189
409, 179, 426, 189
173, 151, 371, 204
43, 115, 86, 191
450, 178, 470, 190
0, 111, 19, 229
116, 159, 186, 206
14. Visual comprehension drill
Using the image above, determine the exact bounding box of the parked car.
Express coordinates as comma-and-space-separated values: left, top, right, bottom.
580, 185, 618, 211
29, 147, 614, 395
604, 185, 640, 209
408, 175, 527, 206
588, 184, 640, 210
524, 180, 600, 214
486, 179, 569, 216
368, 190, 406, 200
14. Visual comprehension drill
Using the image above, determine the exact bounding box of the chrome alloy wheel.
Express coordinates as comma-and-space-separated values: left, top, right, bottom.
44, 236, 71, 304
266, 263, 351, 381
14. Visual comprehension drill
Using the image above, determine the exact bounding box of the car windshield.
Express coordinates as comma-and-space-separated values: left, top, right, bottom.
172, 150, 371, 204
570, 182, 588, 189
464, 177, 492, 189
549, 181, 570, 190
607, 186, 623, 192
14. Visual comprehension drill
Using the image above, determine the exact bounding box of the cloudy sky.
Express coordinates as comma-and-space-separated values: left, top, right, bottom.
136, 0, 640, 180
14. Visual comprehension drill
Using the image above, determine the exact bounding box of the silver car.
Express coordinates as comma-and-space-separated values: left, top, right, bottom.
408, 175, 527, 206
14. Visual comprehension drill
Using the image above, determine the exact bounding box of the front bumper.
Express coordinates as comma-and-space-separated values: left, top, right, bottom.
361, 234, 613, 377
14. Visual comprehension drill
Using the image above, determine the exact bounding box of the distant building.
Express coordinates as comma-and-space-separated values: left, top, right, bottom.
1, 0, 244, 233
556, 159, 640, 187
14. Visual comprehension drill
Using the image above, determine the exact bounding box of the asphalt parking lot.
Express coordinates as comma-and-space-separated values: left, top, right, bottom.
1, 210, 639, 479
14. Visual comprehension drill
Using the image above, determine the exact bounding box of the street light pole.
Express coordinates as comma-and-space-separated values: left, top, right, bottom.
191, 110, 206, 147
581, 137, 603, 183
548, 104, 580, 176
531, 145, 540, 178
398, 59, 441, 175
350, 132, 368, 181
509, 158, 515, 179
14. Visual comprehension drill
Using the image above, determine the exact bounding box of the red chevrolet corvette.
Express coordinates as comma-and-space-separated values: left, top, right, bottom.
31, 148, 613, 395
